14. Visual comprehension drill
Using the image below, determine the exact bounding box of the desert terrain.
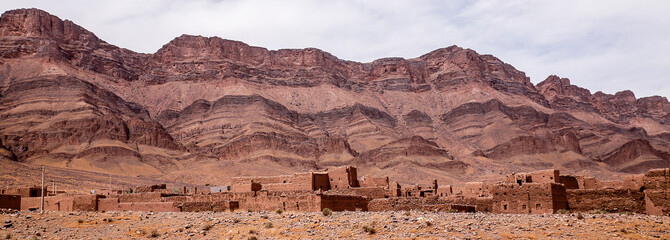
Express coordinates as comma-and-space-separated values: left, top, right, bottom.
1, 210, 669, 239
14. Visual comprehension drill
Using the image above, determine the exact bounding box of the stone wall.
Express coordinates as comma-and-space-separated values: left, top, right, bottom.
566, 189, 645, 213
0, 195, 20, 210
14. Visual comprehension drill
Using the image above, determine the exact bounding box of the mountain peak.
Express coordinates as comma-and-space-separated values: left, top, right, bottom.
0, 8, 98, 43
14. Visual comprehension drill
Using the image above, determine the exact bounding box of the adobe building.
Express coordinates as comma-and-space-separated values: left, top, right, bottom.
4, 167, 670, 215
491, 182, 567, 214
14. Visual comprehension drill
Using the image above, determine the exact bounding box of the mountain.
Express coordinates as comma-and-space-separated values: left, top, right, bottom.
1, 8, 668, 187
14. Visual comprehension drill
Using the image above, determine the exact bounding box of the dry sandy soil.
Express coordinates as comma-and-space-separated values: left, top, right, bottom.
1, 210, 669, 239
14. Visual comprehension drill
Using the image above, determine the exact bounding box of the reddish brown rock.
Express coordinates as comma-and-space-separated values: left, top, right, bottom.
0, 8, 669, 185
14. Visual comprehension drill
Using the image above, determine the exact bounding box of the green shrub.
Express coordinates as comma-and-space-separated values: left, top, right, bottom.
248, 237, 257, 240
426, 221, 433, 227
264, 222, 274, 228
276, 209, 283, 214
322, 208, 332, 216
577, 212, 584, 220
362, 225, 376, 235
556, 209, 569, 214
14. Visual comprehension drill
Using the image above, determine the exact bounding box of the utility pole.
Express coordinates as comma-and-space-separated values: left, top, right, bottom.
40, 165, 45, 214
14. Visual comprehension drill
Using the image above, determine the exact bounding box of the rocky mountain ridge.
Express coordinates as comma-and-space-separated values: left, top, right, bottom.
0, 8, 668, 186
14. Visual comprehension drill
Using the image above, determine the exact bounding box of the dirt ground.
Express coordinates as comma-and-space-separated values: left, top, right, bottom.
1, 210, 669, 239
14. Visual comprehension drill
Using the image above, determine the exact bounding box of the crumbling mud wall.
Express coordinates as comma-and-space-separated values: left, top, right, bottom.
643, 168, 670, 215
368, 197, 474, 212
21, 195, 99, 211
320, 194, 368, 211
566, 189, 645, 213
491, 183, 567, 214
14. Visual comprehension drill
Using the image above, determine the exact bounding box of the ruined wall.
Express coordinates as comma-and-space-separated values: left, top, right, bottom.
328, 166, 359, 189
234, 191, 321, 212
359, 176, 389, 188
644, 190, 670, 215
135, 184, 166, 193
575, 176, 598, 190
327, 187, 392, 200
178, 200, 238, 212
21, 195, 99, 211
559, 176, 579, 189
529, 169, 560, 183
436, 185, 452, 197
119, 192, 165, 203
368, 197, 474, 212
459, 182, 490, 198
320, 194, 368, 211
622, 174, 645, 190
230, 181, 262, 193
566, 189, 645, 213
505, 173, 531, 185
491, 183, 566, 214
2, 187, 47, 198
0, 195, 20, 210
598, 181, 624, 189
313, 173, 330, 191
644, 168, 670, 190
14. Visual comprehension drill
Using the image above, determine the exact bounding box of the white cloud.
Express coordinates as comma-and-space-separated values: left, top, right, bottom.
2, 0, 669, 98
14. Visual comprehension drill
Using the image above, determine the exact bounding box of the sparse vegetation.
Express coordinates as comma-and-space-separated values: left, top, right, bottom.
577, 212, 584, 220
233, 218, 240, 224
248, 237, 258, 240
5, 233, 12, 239
557, 209, 569, 214
205, 183, 210, 186
149, 230, 160, 238
404, 211, 411, 216
77, 219, 84, 224
322, 208, 332, 216
426, 221, 433, 227
446, 209, 458, 213
264, 222, 274, 228
260, 215, 268, 219
248, 230, 257, 234
618, 211, 632, 216
591, 210, 609, 214
202, 224, 213, 231
276, 209, 283, 214
362, 225, 377, 235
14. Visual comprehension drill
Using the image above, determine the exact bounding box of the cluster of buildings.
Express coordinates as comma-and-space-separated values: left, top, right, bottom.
1, 166, 669, 215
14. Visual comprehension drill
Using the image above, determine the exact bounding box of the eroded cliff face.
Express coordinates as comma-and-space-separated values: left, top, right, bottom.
0, 8, 669, 185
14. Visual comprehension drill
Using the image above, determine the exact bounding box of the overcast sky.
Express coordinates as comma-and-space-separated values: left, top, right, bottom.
3, 0, 670, 98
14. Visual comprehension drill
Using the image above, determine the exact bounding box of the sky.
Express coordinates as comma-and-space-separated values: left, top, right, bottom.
3, 0, 670, 98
